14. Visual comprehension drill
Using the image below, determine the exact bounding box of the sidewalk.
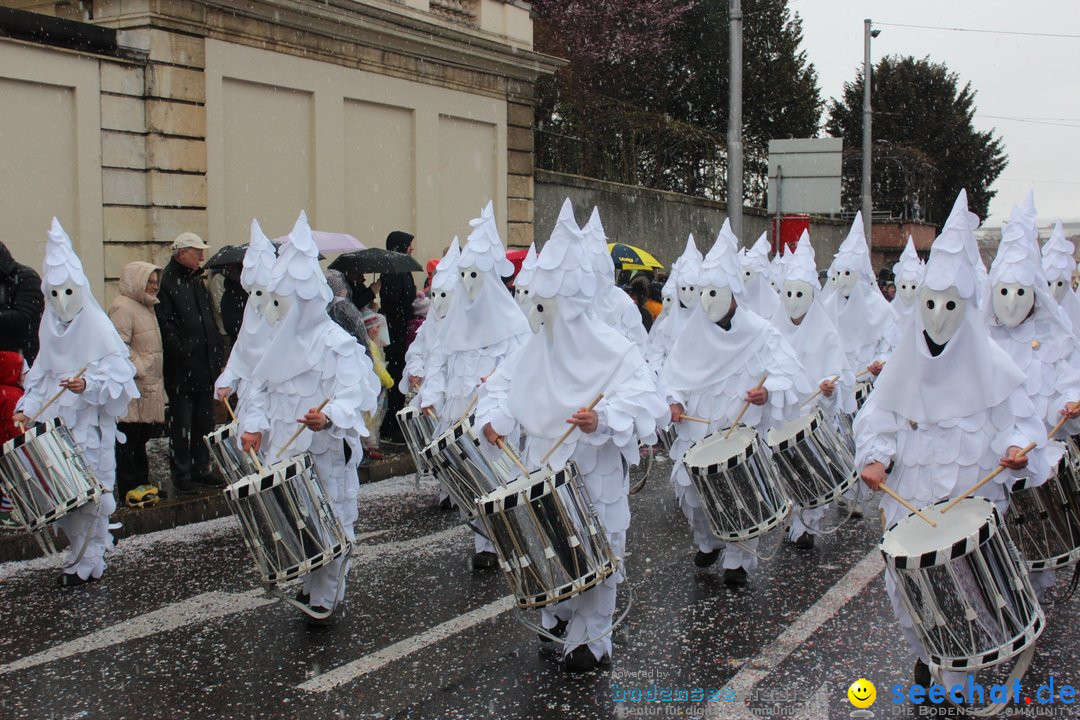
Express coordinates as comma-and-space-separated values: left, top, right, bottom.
0, 442, 416, 563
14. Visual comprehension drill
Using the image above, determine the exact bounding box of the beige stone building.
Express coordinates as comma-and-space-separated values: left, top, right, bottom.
0, 0, 559, 299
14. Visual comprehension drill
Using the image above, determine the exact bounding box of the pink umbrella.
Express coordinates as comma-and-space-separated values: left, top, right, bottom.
273, 231, 365, 255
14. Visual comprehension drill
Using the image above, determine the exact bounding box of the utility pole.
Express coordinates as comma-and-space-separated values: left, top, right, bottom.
862, 19, 878, 251
728, 0, 744, 239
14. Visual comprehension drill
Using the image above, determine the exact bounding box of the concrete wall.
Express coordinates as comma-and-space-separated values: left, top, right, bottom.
534, 170, 852, 273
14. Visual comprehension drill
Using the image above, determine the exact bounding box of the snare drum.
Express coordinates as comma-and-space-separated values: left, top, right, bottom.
205, 423, 262, 485
421, 415, 518, 520
225, 454, 350, 584
477, 461, 617, 608
1005, 443, 1080, 571
881, 497, 1044, 671
396, 405, 436, 479
0, 418, 102, 532
767, 410, 857, 509
682, 427, 791, 542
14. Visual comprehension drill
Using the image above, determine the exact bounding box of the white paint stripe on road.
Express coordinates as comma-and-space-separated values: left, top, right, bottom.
706, 549, 884, 719
297, 595, 516, 693
0, 590, 274, 675
351, 524, 470, 562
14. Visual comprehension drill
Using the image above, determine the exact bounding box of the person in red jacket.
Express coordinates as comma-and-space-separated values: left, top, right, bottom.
0, 350, 25, 528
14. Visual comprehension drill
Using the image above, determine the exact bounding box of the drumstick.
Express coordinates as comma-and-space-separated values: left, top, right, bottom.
855, 362, 884, 381
680, 415, 710, 424
879, 483, 937, 527
800, 374, 841, 407
423, 406, 438, 419
496, 438, 531, 478
277, 397, 331, 457
27, 367, 87, 425
456, 394, 479, 426
539, 393, 604, 467
224, 396, 264, 473
724, 374, 767, 440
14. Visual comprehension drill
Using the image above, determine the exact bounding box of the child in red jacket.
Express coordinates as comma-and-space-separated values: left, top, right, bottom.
0, 350, 25, 527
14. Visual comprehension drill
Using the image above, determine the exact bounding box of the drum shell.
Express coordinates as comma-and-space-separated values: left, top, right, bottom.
397, 406, 436, 477
421, 416, 516, 520
684, 429, 791, 542
768, 411, 857, 510
224, 453, 350, 584
0, 418, 102, 531
476, 461, 617, 608
657, 427, 677, 454
204, 423, 262, 485
1005, 442, 1080, 571
881, 498, 1044, 672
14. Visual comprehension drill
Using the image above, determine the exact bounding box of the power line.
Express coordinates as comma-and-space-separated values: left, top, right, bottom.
976, 114, 1080, 129
874, 21, 1080, 39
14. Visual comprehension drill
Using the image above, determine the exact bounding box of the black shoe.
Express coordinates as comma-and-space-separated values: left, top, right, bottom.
57, 572, 98, 587
295, 588, 310, 607
193, 472, 224, 488
794, 532, 815, 550
723, 567, 748, 587
694, 549, 721, 568
439, 496, 454, 511
562, 645, 611, 673
914, 659, 932, 688
173, 478, 200, 496
305, 606, 337, 627
539, 618, 568, 643
472, 551, 499, 570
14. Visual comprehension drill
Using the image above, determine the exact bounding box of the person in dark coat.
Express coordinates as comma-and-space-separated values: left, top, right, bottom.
0, 241, 45, 364
219, 264, 248, 344
627, 277, 654, 332
379, 230, 417, 442
155, 232, 225, 495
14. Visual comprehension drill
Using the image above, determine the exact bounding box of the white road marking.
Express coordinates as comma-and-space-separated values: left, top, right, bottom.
706, 549, 883, 719
297, 595, 516, 693
0, 590, 274, 675
351, 524, 470, 562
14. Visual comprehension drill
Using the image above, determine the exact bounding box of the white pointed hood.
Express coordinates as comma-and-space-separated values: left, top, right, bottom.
514, 243, 538, 292
699, 219, 745, 293
437, 201, 529, 352
1041, 219, 1075, 284
892, 236, 925, 285
228, 219, 279, 383
871, 189, 1024, 423
739, 231, 781, 317
32, 217, 129, 377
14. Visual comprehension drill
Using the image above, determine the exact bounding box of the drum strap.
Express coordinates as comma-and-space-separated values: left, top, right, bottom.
266, 542, 352, 620
932, 644, 1035, 717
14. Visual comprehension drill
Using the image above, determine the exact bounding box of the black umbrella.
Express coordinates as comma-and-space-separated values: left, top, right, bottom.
205, 242, 321, 270
329, 248, 423, 275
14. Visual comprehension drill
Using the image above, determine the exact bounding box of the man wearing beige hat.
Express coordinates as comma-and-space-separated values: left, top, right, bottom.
155, 232, 225, 495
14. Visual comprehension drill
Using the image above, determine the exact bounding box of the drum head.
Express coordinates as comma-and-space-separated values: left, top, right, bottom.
881, 497, 996, 567
766, 412, 818, 450
683, 427, 755, 471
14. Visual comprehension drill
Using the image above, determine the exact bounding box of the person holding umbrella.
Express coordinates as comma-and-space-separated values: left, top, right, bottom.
381, 231, 417, 443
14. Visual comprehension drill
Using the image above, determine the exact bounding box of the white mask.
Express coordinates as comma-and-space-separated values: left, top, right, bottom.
992, 283, 1034, 328
920, 286, 966, 346
432, 289, 453, 319
47, 281, 84, 322
460, 268, 484, 301
661, 294, 673, 313
700, 286, 733, 323
896, 279, 918, 306
514, 286, 531, 312
527, 296, 557, 334
781, 280, 814, 321
263, 292, 293, 327
248, 285, 271, 316
832, 268, 858, 299
742, 265, 754, 282
1049, 278, 1069, 302
677, 284, 698, 309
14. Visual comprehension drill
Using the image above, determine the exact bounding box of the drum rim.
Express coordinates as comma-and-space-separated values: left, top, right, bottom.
880, 497, 999, 570
1, 417, 66, 455
224, 453, 314, 499
206, 422, 238, 440
515, 559, 618, 608
421, 414, 478, 460
684, 427, 758, 477
926, 611, 1045, 672
396, 405, 419, 419
478, 464, 575, 514
263, 541, 350, 583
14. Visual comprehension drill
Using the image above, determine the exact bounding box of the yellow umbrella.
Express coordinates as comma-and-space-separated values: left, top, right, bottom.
608, 243, 664, 271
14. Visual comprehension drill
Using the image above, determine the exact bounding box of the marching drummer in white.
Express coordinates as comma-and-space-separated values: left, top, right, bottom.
13, 218, 138, 586
238, 211, 380, 622
662, 220, 810, 587
420, 202, 530, 569
855, 189, 1055, 688
986, 191, 1080, 598
215, 219, 277, 406
512, 243, 538, 312
738, 232, 781, 319
582, 207, 649, 348
402, 237, 461, 399
890, 235, 925, 327
645, 235, 703, 369
476, 198, 668, 672
769, 231, 855, 549
1041, 219, 1080, 337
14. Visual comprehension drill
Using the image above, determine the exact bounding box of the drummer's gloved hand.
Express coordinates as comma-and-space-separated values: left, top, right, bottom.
409, 376, 422, 390
12, 412, 30, 429
745, 388, 769, 406
568, 408, 598, 434
216, 387, 231, 402
1000, 445, 1028, 471
670, 403, 684, 423
241, 431, 262, 453
299, 410, 329, 431
860, 461, 887, 491
482, 422, 503, 447
868, 361, 884, 377
819, 379, 835, 397
1062, 401, 1080, 419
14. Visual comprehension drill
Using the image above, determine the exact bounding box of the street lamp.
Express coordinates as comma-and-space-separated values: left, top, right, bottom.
862, 19, 880, 252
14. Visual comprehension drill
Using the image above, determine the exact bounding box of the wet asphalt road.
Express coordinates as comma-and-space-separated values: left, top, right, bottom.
1, 455, 1079, 720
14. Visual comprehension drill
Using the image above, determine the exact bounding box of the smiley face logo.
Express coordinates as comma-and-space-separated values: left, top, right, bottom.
847, 678, 876, 708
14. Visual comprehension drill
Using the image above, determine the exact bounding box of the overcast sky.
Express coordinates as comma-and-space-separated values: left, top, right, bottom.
795, 0, 1080, 227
